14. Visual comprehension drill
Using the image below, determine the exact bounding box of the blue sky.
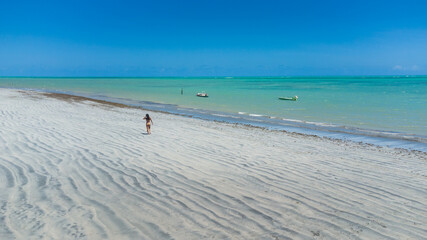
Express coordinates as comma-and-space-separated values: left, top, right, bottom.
1, 0, 426, 76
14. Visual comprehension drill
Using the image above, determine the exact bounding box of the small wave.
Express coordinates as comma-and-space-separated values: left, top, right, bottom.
281, 118, 304, 123
304, 121, 338, 127
212, 113, 229, 118
249, 114, 264, 117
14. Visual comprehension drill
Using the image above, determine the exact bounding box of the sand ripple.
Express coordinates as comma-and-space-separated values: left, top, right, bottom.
0, 89, 426, 239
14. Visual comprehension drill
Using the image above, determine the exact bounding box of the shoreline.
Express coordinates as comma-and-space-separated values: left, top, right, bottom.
1, 88, 426, 239
22, 89, 427, 157
4, 87, 427, 152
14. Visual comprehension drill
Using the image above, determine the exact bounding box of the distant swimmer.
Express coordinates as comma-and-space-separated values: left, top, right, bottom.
143, 114, 153, 134
181, 88, 183, 95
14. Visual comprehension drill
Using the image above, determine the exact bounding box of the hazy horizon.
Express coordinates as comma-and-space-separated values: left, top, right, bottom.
2, 75, 427, 78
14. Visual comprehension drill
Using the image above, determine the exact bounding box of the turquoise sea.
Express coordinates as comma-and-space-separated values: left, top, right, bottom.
1, 76, 426, 151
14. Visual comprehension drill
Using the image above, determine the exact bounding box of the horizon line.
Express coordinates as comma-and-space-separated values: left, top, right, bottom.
1, 75, 426, 78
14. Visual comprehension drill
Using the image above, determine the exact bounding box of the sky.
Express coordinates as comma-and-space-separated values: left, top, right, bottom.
0, 0, 426, 76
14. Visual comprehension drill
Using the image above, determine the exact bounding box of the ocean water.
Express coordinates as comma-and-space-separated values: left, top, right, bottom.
1, 76, 426, 151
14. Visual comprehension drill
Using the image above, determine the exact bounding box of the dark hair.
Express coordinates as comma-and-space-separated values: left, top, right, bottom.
145, 114, 150, 119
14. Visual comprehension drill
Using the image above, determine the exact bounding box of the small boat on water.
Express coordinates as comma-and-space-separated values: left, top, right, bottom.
196, 92, 208, 97
278, 96, 298, 101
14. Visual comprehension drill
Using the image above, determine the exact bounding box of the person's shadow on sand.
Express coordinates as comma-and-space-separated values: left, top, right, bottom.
142, 132, 150, 135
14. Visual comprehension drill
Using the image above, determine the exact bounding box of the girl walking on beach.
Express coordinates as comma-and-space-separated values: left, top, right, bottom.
143, 114, 153, 134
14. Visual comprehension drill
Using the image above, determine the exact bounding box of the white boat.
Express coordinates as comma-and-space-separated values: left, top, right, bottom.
278, 96, 298, 101
196, 92, 208, 97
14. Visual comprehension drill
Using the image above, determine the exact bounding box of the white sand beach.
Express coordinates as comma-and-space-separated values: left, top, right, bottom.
0, 88, 426, 240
